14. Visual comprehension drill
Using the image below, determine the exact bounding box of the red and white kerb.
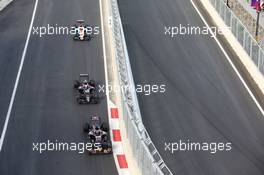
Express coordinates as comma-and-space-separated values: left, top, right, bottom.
109, 107, 130, 175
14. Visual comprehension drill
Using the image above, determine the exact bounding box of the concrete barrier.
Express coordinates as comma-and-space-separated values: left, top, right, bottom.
0, 0, 13, 11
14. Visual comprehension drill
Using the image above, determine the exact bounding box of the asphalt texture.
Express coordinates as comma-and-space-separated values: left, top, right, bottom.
0, 0, 35, 133
118, 0, 264, 175
0, 0, 118, 174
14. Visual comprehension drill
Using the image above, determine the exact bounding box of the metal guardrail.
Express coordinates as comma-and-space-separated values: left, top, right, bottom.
210, 0, 264, 74
109, 0, 173, 174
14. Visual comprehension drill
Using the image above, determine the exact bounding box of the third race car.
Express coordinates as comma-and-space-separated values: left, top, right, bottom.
83, 116, 112, 155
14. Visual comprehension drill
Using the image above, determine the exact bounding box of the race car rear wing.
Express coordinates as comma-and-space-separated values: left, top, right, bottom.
79, 74, 89, 77
91, 116, 100, 121
77, 20, 85, 23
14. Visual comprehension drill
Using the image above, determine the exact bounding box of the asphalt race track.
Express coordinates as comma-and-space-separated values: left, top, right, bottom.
0, 0, 35, 132
0, 0, 118, 174
118, 0, 264, 175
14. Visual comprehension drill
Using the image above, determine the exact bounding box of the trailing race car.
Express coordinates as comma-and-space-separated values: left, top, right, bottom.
73, 20, 91, 41
74, 74, 99, 104
83, 116, 112, 155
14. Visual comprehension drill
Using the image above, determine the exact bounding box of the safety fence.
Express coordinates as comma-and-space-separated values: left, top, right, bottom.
210, 0, 264, 74
109, 0, 173, 174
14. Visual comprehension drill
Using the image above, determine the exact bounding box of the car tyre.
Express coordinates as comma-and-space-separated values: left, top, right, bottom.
89, 80, 96, 87
101, 122, 108, 132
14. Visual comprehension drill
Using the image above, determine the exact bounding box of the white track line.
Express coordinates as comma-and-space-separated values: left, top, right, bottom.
99, 0, 128, 174
98, 0, 115, 168
190, 0, 264, 117
99, 0, 109, 94
0, 0, 39, 151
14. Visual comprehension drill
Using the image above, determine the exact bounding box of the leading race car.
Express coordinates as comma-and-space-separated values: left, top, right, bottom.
73, 20, 91, 41
83, 116, 112, 155
73, 74, 99, 104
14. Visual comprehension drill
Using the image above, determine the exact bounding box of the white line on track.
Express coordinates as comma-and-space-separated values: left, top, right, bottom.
190, 0, 264, 117
99, 0, 123, 174
0, 0, 39, 151
99, 0, 109, 93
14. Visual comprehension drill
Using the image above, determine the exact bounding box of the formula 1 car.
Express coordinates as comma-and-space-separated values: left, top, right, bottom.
73, 74, 95, 91
83, 116, 112, 155
73, 20, 91, 41
73, 74, 99, 104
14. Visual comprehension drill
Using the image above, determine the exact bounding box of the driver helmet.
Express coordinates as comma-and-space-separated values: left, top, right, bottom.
79, 25, 84, 30
94, 126, 100, 136
95, 131, 100, 136
83, 80, 88, 85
